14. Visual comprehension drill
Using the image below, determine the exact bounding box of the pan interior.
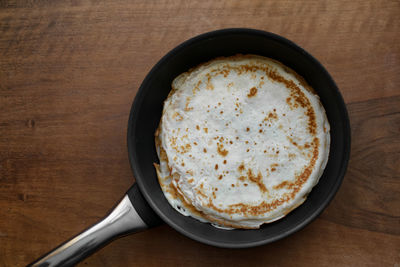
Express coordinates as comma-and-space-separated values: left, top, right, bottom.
127, 29, 350, 248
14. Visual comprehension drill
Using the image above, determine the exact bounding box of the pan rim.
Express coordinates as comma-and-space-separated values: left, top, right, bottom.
127, 28, 351, 248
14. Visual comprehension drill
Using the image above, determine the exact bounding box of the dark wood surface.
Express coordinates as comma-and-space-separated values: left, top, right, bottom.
1, 0, 399, 266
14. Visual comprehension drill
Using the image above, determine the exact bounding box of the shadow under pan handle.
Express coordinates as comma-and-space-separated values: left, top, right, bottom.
29, 184, 163, 267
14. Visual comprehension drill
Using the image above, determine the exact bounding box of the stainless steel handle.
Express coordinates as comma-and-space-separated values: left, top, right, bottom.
30, 194, 147, 267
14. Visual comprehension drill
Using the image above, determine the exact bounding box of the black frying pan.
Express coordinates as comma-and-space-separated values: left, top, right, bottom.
30, 28, 351, 267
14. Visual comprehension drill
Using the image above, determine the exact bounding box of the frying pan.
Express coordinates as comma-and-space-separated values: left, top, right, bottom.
30, 28, 350, 266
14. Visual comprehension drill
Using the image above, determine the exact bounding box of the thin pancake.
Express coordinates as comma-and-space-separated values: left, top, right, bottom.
155, 54, 330, 229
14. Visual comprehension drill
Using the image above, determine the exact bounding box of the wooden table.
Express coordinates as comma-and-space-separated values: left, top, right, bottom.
1, 0, 399, 266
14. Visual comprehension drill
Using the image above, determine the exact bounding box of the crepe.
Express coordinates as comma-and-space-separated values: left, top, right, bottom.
154, 55, 330, 229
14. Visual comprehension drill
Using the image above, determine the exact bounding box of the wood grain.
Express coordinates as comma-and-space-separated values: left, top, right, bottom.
0, 0, 399, 266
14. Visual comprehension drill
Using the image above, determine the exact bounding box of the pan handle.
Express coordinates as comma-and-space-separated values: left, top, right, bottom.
29, 184, 162, 267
